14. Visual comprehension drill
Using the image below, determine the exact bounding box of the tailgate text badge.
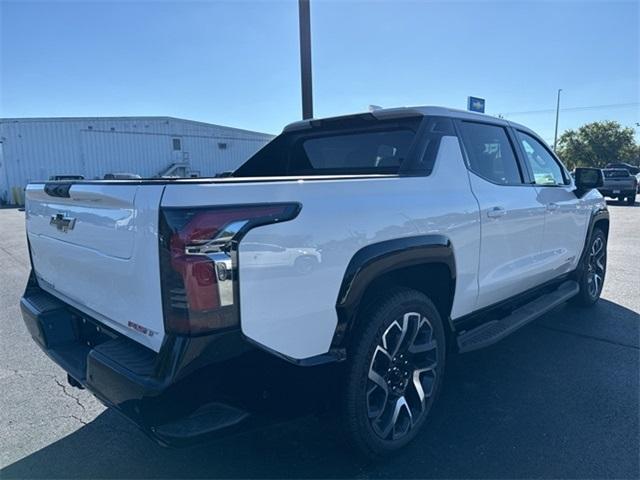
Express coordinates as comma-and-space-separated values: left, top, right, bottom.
127, 321, 157, 338
50, 213, 76, 233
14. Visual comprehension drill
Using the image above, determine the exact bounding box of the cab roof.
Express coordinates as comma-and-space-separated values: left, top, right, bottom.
283, 105, 532, 136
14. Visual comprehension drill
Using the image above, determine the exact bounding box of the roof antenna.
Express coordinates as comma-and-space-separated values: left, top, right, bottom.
368, 105, 383, 112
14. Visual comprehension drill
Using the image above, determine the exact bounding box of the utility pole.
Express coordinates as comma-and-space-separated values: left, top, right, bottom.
553, 88, 562, 150
298, 0, 313, 119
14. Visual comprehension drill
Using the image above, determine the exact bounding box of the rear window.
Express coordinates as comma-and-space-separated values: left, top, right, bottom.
606, 163, 640, 174
604, 169, 631, 178
233, 115, 424, 177
459, 121, 523, 185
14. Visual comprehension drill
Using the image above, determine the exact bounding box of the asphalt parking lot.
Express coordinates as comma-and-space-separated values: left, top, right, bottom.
1, 199, 638, 479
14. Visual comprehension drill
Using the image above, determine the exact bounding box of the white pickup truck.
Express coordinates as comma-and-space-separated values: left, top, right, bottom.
21, 106, 609, 457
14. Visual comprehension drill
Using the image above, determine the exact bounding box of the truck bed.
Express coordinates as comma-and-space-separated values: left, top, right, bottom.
25, 136, 481, 360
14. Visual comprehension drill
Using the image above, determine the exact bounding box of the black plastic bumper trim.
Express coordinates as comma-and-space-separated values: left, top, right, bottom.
20, 282, 259, 445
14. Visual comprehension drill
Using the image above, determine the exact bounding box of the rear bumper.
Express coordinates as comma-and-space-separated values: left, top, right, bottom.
598, 188, 637, 197
21, 279, 327, 446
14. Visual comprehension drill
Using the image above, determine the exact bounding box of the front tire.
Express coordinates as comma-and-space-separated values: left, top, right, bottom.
626, 195, 636, 206
572, 228, 607, 307
341, 288, 446, 458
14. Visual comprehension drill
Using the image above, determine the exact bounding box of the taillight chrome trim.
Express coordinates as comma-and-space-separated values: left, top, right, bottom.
206, 251, 234, 307
184, 220, 249, 256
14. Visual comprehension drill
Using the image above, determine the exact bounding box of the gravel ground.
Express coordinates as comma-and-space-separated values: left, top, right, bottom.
0, 198, 638, 479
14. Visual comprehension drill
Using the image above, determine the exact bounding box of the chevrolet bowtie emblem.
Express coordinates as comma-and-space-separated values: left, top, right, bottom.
50, 213, 76, 233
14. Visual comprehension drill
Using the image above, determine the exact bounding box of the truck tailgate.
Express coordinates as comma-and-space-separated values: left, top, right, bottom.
25, 183, 166, 351
602, 170, 636, 190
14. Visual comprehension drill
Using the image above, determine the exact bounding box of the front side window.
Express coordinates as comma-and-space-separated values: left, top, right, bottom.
516, 131, 567, 186
459, 122, 522, 185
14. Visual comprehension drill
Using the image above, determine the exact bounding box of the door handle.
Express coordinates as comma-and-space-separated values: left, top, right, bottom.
547, 202, 560, 211
487, 206, 507, 218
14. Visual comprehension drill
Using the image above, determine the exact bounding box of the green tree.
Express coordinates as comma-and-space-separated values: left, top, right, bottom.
556, 121, 639, 170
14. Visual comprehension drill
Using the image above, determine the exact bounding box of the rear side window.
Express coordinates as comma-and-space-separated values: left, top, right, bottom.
516, 131, 567, 186
233, 115, 423, 177
299, 129, 414, 172
459, 122, 522, 185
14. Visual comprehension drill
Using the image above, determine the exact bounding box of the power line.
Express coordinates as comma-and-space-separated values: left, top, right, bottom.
497, 102, 639, 117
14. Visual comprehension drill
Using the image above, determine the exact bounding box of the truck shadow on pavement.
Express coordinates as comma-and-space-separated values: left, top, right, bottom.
2, 300, 639, 479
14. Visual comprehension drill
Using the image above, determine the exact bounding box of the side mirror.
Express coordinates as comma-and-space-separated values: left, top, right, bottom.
574, 167, 604, 196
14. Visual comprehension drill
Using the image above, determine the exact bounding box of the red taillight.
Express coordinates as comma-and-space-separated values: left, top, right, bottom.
159, 204, 300, 335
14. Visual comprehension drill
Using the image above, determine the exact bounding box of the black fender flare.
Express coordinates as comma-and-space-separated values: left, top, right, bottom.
331, 235, 456, 349
576, 206, 610, 274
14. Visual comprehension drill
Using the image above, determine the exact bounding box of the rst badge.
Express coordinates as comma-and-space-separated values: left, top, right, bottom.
50, 213, 76, 233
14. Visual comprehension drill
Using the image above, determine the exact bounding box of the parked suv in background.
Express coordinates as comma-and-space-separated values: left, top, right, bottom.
20, 106, 608, 458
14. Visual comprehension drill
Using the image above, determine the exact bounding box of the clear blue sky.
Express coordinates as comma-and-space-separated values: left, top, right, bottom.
1, 0, 638, 142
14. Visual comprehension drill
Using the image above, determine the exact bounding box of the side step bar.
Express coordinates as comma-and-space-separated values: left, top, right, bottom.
457, 280, 579, 353
152, 402, 250, 446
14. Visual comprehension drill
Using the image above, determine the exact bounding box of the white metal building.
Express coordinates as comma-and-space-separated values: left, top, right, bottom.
0, 116, 274, 205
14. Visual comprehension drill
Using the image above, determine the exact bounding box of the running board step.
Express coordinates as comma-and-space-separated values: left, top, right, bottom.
152, 402, 249, 445
457, 280, 579, 353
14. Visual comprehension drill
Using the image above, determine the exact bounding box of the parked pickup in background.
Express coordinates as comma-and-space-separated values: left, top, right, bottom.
20, 106, 609, 458
599, 168, 638, 205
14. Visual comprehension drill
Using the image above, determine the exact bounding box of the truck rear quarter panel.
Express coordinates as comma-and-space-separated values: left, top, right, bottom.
161, 136, 480, 361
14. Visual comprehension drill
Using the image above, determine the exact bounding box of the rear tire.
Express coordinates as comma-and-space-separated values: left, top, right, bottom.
341, 288, 446, 459
572, 228, 607, 307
